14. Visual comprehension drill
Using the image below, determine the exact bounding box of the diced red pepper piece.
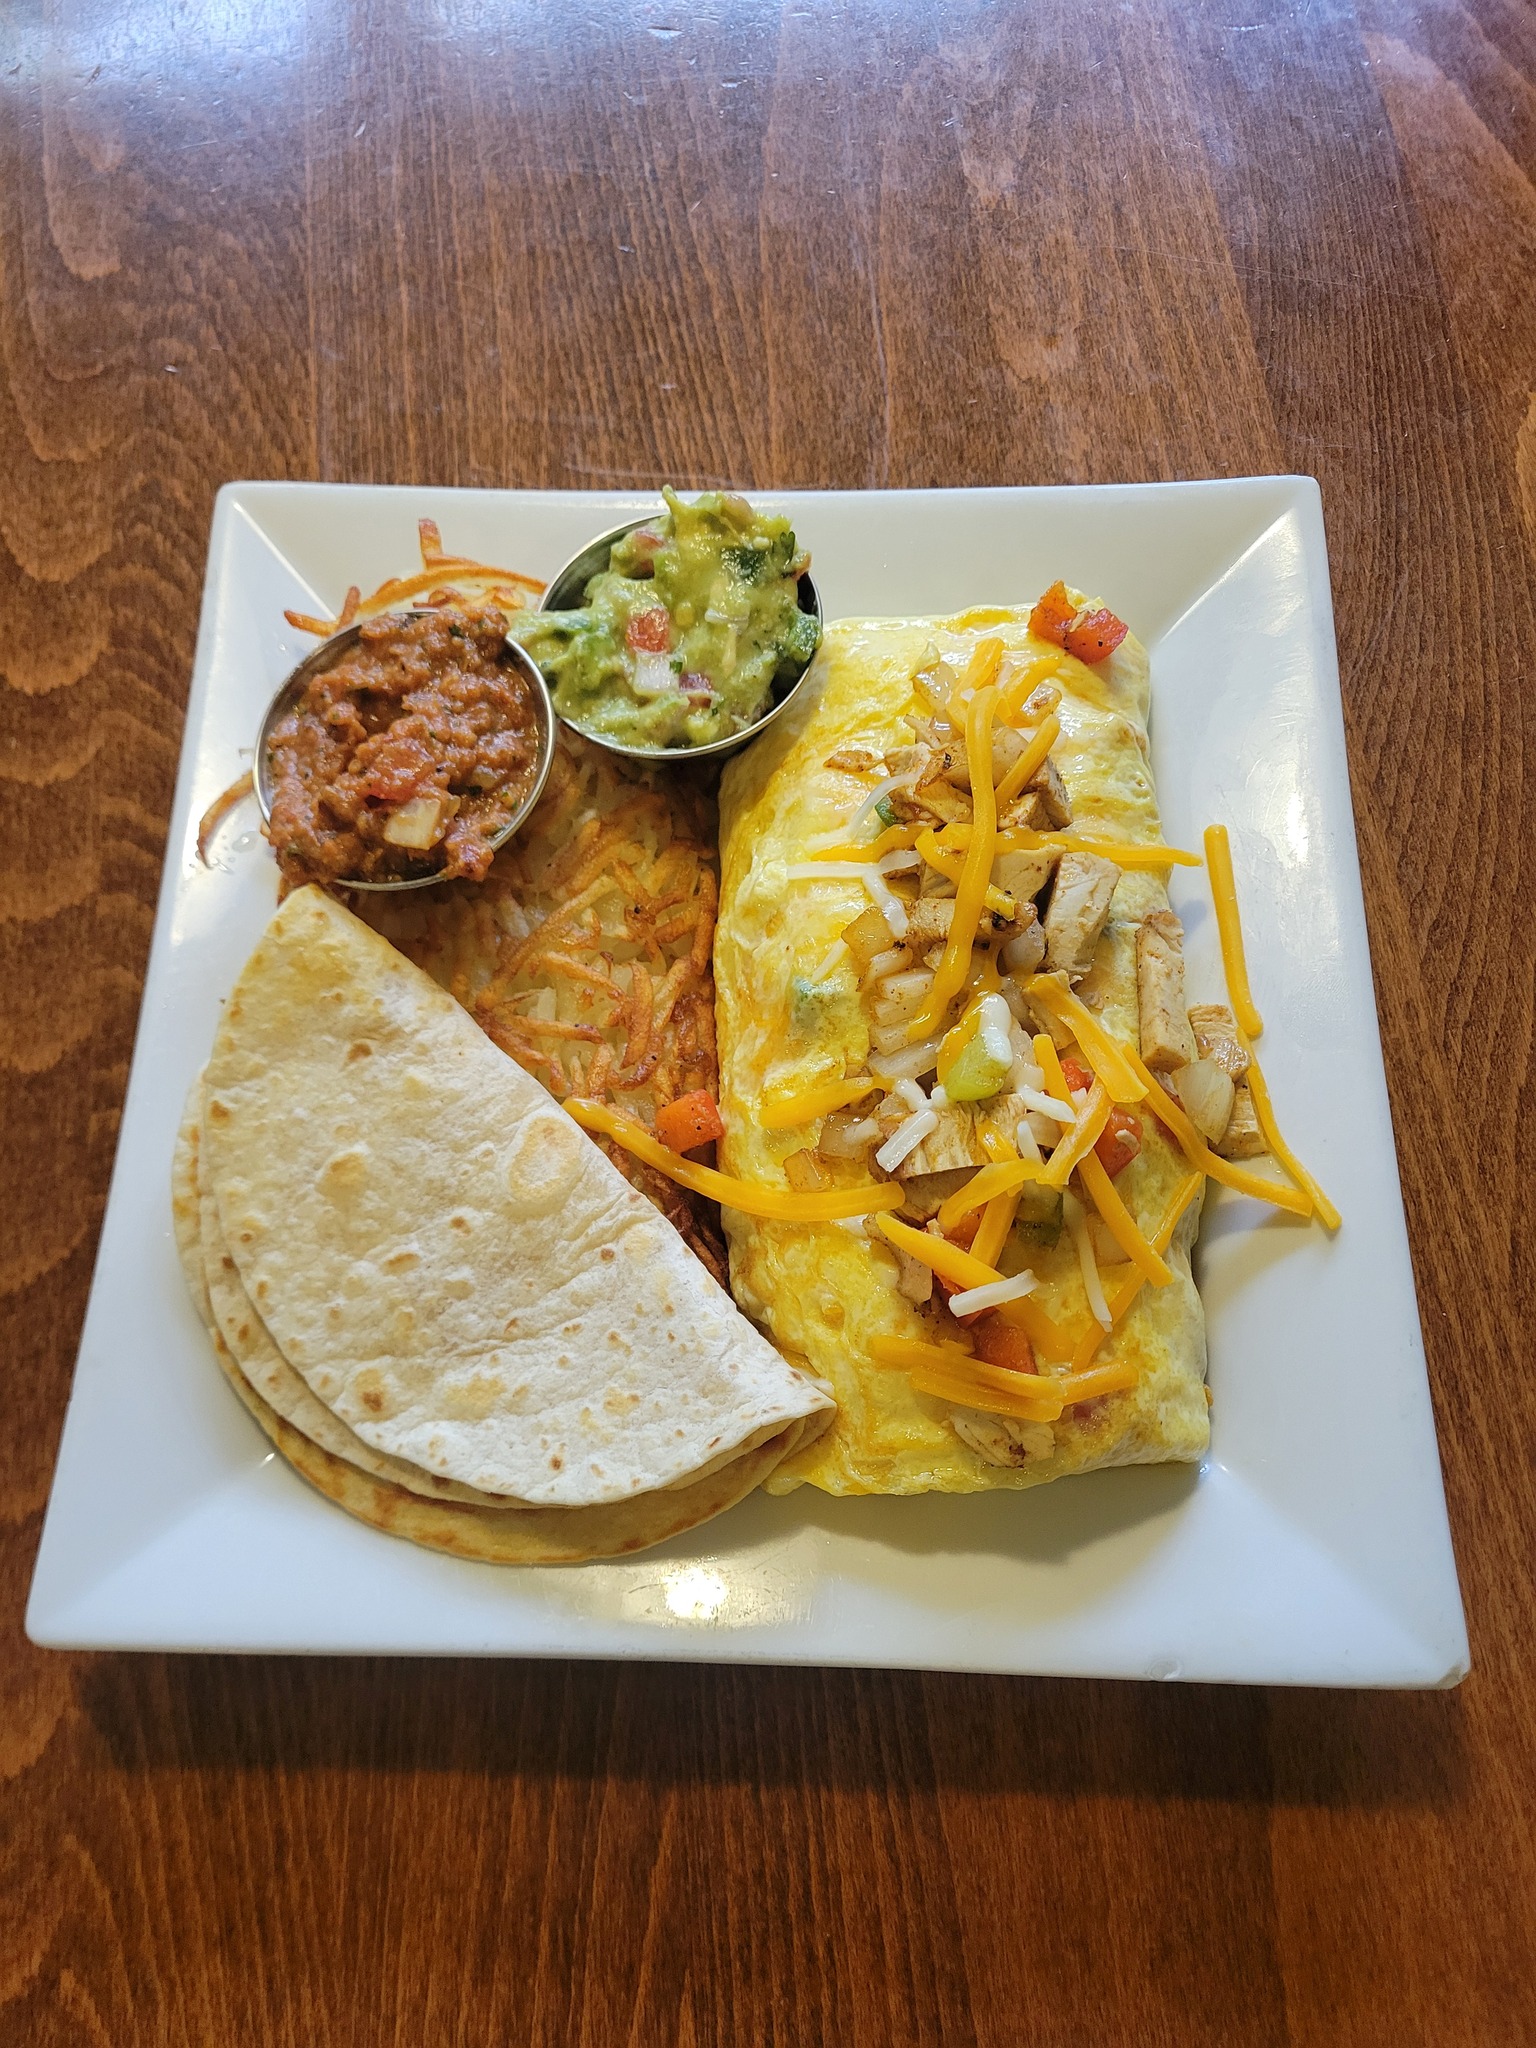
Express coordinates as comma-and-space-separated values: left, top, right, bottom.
654, 1089, 725, 1154
1029, 582, 1129, 664
625, 605, 672, 655
1028, 580, 1078, 649
1094, 1105, 1143, 1179
973, 1320, 1038, 1374
1059, 1056, 1093, 1097
1063, 606, 1129, 665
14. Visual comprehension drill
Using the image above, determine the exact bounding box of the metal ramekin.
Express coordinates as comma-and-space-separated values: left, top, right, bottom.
254, 610, 557, 892
535, 512, 823, 763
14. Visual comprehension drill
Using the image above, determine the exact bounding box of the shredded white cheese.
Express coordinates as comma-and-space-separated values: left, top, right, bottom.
875, 1107, 938, 1172
1065, 1190, 1112, 1329
1017, 1086, 1077, 1126
948, 1270, 1040, 1318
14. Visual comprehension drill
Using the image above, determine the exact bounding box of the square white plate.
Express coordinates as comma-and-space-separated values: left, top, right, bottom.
28, 479, 1467, 1685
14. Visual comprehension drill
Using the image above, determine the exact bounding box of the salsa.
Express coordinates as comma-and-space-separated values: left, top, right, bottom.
264, 606, 541, 890
512, 488, 819, 750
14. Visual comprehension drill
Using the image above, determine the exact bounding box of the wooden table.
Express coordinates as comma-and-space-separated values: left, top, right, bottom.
4, 1, 1532, 2039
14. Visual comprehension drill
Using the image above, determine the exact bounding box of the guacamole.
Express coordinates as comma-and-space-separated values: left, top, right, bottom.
513, 488, 819, 750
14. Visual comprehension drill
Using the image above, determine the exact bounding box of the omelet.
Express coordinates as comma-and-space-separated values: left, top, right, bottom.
715, 602, 1211, 1497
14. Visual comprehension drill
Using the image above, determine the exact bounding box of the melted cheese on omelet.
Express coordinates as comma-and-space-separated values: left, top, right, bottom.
715, 606, 1210, 1497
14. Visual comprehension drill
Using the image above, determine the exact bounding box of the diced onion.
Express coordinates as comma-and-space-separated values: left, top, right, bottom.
631, 650, 678, 698
869, 1035, 945, 1083
1065, 1190, 1112, 1329
948, 1269, 1040, 1317
1171, 1058, 1236, 1144
864, 946, 910, 982
1001, 931, 1042, 973
820, 1114, 881, 1158
875, 1107, 939, 1172
876, 849, 920, 875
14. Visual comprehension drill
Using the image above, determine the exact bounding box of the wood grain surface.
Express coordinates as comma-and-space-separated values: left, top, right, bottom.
3, 0, 1533, 2040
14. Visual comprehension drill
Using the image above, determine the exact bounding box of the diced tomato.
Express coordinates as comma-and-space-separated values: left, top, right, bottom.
1063, 606, 1129, 665
1028, 581, 1129, 665
973, 1320, 1038, 1375
625, 605, 672, 655
1095, 1106, 1143, 1179
628, 525, 666, 561
944, 1211, 982, 1252
358, 733, 436, 805
654, 1089, 725, 1154
1028, 580, 1078, 649
1059, 1055, 1093, 1097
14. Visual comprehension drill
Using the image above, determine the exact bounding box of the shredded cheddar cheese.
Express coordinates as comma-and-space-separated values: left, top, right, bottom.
1040, 1080, 1111, 1188
1117, 1046, 1312, 1216
757, 1078, 880, 1131
992, 713, 1060, 811
1023, 975, 1146, 1104
1238, 1033, 1342, 1231
914, 830, 1018, 917
1077, 1152, 1171, 1286
908, 1367, 1063, 1424
869, 1334, 975, 1369
935, 1157, 1041, 1232
1071, 1170, 1203, 1373
1204, 824, 1264, 1037
940, 822, 1201, 869
907, 679, 1001, 1039
998, 653, 1063, 723
564, 1099, 904, 1221
805, 823, 920, 863
873, 1214, 1068, 1358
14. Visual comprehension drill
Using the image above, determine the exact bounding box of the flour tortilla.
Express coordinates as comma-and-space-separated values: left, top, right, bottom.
200, 887, 831, 1508
207, 1323, 814, 1564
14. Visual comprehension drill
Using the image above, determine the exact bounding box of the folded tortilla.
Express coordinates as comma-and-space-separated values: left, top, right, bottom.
196, 887, 831, 1514
715, 605, 1209, 1496
174, 1076, 821, 1562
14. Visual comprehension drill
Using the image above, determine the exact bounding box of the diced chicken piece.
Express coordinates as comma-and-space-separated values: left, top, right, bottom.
1215, 1080, 1267, 1158
998, 902, 1045, 976
1000, 789, 1056, 833
381, 791, 457, 849
1189, 1002, 1251, 1080
902, 896, 956, 952
891, 1165, 979, 1221
909, 779, 972, 825
994, 847, 1057, 908
1043, 852, 1121, 980
903, 896, 1030, 954
880, 744, 928, 780
894, 1249, 934, 1304
1021, 967, 1076, 1048
874, 1099, 989, 1179
825, 746, 882, 774
919, 859, 956, 898
1027, 752, 1073, 828
949, 1412, 1055, 1466
941, 725, 1028, 790
1136, 910, 1198, 1071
